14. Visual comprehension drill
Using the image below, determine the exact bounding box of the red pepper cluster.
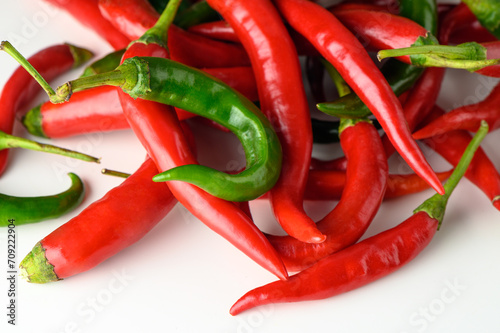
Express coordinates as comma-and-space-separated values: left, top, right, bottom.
1, 0, 499, 319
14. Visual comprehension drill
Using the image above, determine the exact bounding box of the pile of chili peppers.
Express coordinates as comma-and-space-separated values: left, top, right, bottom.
1, 0, 500, 318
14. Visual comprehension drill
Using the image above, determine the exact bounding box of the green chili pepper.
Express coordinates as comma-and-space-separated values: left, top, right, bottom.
317, 0, 438, 119
79, 49, 125, 78
0, 173, 84, 226
461, 0, 500, 40
52, 57, 282, 202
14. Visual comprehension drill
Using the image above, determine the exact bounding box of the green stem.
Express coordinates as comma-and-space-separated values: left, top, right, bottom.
0, 41, 58, 101
378, 44, 479, 61
414, 120, 489, 228
101, 168, 130, 178
0, 130, 100, 163
138, 0, 183, 46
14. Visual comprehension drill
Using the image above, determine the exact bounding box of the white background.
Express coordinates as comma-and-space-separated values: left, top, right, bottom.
1, 1, 500, 332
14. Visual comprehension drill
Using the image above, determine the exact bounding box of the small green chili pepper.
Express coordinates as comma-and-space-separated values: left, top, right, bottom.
79, 49, 125, 78
52, 57, 282, 202
461, 0, 500, 40
0, 173, 85, 226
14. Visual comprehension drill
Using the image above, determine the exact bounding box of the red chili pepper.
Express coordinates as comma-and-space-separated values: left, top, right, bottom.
115, 4, 288, 280
332, 8, 429, 64
41, 0, 130, 49
98, 0, 251, 68
0, 43, 92, 174
207, 0, 321, 243
187, 20, 240, 43
274, 0, 444, 195
303, 169, 453, 201
413, 82, 500, 139
19, 158, 177, 283
444, 2, 498, 44
267, 120, 388, 272
22, 67, 257, 139
419, 106, 500, 210
229, 122, 488, 315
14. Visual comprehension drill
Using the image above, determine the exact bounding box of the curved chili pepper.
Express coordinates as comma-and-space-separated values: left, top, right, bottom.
113, 3, 287, 280
303, 169, 452, 201
273, 0, 444, 195
19, 158, 177, 283
41, 0, 130, 49
187, 20, 240, 43
317, 0, 436, 119
98, 0, 251, 68
207, 0, 322, 243
267, 119, 388, 272
0, 42, 93, 174
413, 81, 500, 139
419, 106, 500, 210
0, 173, 84, 226
229, 122, 488, 315
461, 0, 500, 39
22, 66, 257, 139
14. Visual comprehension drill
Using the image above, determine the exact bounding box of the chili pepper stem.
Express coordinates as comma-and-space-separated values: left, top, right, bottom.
101, 168, 130, 178
377, 43, 500, 72
0, 130, 100, 163
19, 242, 60, 283
414, 120, 489, 229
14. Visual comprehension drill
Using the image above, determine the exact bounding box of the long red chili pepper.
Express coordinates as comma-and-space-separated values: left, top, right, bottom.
19, 158, 177, 282
0, 43, 92, 175
98, 0, 251, 68
273, 0, 444, 195
22, 66, 258, 139
41, 0, 130, 50
267, 119, 388, 272
420, 106, 500, 210
116, 3, 288, 280
444, 2, 498, 44
229, 122, 488, 315
413, 81, 500, 139
206, 0, 321, 243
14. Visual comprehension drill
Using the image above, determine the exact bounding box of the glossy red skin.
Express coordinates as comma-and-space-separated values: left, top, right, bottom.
98, 0, 251, 68
413, 82, 500, 139
42, 158, 177, 279
420, 106, 500, 210
36, 66, 257, 138
274, 0, 443, 196
303, 169, 452, 201
43, 0, 130, 49
231, 210, 438, 315
333, 8, 428, 64
188, 20, 240, 43
118, 41, 288, 281
0, 44, 79, 175
267, 122, 388, 272
207, 0, 319, 243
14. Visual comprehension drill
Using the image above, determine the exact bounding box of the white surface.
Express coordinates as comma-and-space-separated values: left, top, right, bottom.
1, 1, 500, 333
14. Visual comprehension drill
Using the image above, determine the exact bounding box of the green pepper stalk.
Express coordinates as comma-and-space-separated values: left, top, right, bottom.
1, 42, 282, 201
378, 38, 500, 72
0, 130, 100, 163
0, 173, 85, 226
